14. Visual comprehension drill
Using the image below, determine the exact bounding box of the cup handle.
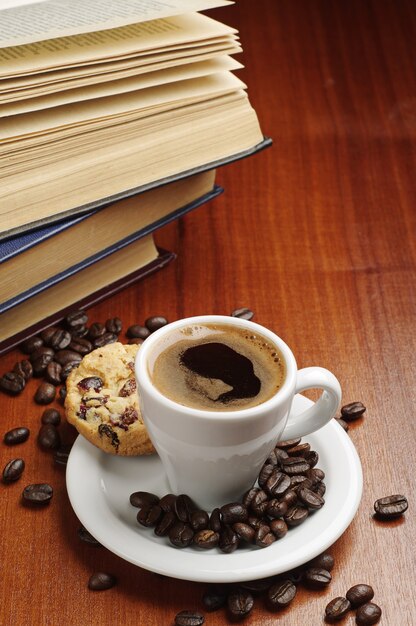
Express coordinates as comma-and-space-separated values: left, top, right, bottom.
281, 367, 341, 440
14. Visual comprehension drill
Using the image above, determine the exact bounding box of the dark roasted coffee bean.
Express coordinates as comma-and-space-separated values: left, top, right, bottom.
41, 408, 61, 426
266, 498, 288, 519
325, 596, 351, 621
270, 518, 288, 539
38, 424, 61, 450
45, 361, 62, 385
251, 489, 269, 515
341, 401, 366, 421
129, 491, 159, 508
105, 317, 122, 334
58, 387, 67, 404
21, 335, 43, 354
193, 529, 219, 549
78, 526, 102, 547
66, 310, 88, 330
169, 521, 194, 547
60, 361, 80, 380
355, 603, 382, 625
174, 610, 205, 626
126, 324, 151, 339
94, 332, 118, 348
255, 524, 276, 547
71, 325, 88, 338
68, 337, 93, 355
346, 584, 375, 608
290, 475, 311, 489
174, 494, 196, 522
137, 504, 163, 527
53, 444, 72, 466
49, 329, 72, 350
265, 449, 279, 466
303, 567, 332, 589
247, 515, 263, 530
3, 458, 25, 483
4, 427, 30, 445
88, 572, 116, 591
0, 371, 25, 395
287, 442, 311, 457
54, 349, 82, 366
313, 481, 326, 497
274, 447, 289, 464
308, 552, 334, 571
281, 456, 310, 475
285, 505, 309, 527
334, 417, 349, 432
34, 382, 56, 404
267, 579, 296, 609
304, 450, 319, 467
22, 483, 53, 505
374, 494, 408, 519
209, 508, 222, 532
154, 511, 176, 537
306, 467, 325, 483
159, 493, 177, 512
218, 526, 239, 553
242, 487, 260, 508
227, 588, 254, 618
30, 346, 54, 364
40, 327, 58, 345
281, 489, 298, 507
221, 502, 248, 524
276, 437, 302, 450
88, 322, 106, 340
266, 469, 291, 497
202, 586, 227, 611
231, 307, 254, 320
145, 316, 168, 332
13, 360, 33, 382
298, 487, 325, 509
190, 509, 209, 531
258, 463, 274, 488
32, 353, 54, 376
233, 522, 255, 543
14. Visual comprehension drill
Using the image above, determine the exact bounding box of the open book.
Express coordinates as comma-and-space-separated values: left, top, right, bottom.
0, 0, 266, 236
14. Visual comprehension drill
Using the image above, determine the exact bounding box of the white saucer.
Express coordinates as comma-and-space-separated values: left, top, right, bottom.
66, 394, 362, 583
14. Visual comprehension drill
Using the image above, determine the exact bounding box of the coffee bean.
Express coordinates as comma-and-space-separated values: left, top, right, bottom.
290, 475, 311, 489
30, 346, 54, 364
88, 572, 116, 591
22, 483, 53, 505
54, 350, 82, 366
66, 310, 88, 330
303, 567, 332, 589
31, 351, 55, 376
374, 494, 408, 519
346, 584, 375, 608
355, 603, 382, 625
38, 424, 61, 450
202, 586, 227, 611
281, 489, 298, 507
145, 316, 168, 332
41, 408, 61, 426
267, 579, 297, 609
169, 521, 194, 547
88, 322, 106, 340
49, 329, 72, 350
341, 401, 366, 421
105, 317, 122, 334
334, 417, 349, 432
265, 469, 291, 497
40, 327, 58, 345
284, 505, 309, 526
71, 326, 88, 338
93, 332, 118, 348
190, 509, 209, 531
233, 522, 255, 543
250, 489, 269, 516
209, 508, 222, 532
274, 447, 289, 464
270, 518, 288, 539
314, 482, 326, 497
34, 382, 56, 405
304, 450, 319, 467
68, 337, 93, 355
0, 372, 25, 395
298, 487, 325, 510
21, 335, 43, 354
276, 437, 302, 450
308, 552, 334, 571
174, 610, 205, 626
306, 467, 325, 483
154, 511, 176, 537
247, 515, 263, 530
45, 361, 62, 385
4, 427, 30, 445
174, 494, 196, 522
227, 588, 254, 618
281, 456, 310, 475
58, 387, 67, 404
258, 463, 274, 488
221, 502, 248, 524
325, 597, 351, 621
286, 442, 311, 457
218, 526, 239, 553
60, 360, 80, 380
130, 491, 160, 508
231, 307, 254, 320
53, 444, 73, 466
266, 499, 288, 519
13, 360, 33, 382
242, 487, 261, 508
126, 324, 151, 339
137, 504, 163, 527
255, 524, 276, 547
159, 493, 177, 512
78, 526, 102, 547
3, 458, 25, 483
193, 529, 219, 549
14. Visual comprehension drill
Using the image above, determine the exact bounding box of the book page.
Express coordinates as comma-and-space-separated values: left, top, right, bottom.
0, 0, 233, 48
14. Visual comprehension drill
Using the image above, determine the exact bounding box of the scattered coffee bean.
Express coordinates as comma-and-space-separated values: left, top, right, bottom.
60, 360, 80, 380
126, 324, 151, 339
88, 572, 116, 591
325, 596, 351, 621
169, 521, 194, 548
54, 349, 82, 366
346, 584, 375, 608
40, 327, 58, 345
308, 552, 334, 571
270, 518, 288, 539
267, 579, 297, 609
298, 487, 325, 509
287, 442, 311, 457
281, 456, 311, 475
30, 346, 55, 364
88, 322, 106, 340
4, 427, 30, 445
231, 307, 254, 320
174, 494, 196, 522
21, 335, 43, 354
65, 310, 88, 330
77, 526, 102, 547
105, 317, 122, 334
3, 458, 25, 483
0, 371, 25, 395
374, 494, 408, 519
45, 361, 62, 385
93, 332, 118, 348
209, 508, 222, 532
266, 499, 288, 519
71, 326, 88, 338
265, 469, 291, 497
13, 360, 33, 382
284, 505, 309, 527
38, 424, 61, 450
355, 602, 382, 625
233, 522, 255, 543
281, 489, 298, 507
49, 329, 72, 350
314, 482, 326, 497
227, 588, 254, 619
193, 529, 219, 549
31, 351, 54, 376
41, 408, 61, 426
22, 483, 53, 505
242, 487, 260, 508
255, 524, 276, 547
58, 387, 67, 404
34, 382, 56, 404
202, 586, 227, 611
218, 526, 239, 553
258, 463, 274, 488
334, 417, 349, 432
159, 493, 177, 512
154, 511, 176, 537
130, 491, 160, 508
145, 316, 168, 332
189, 509, 209, 531
304, 450, 319, 467
68, 337, 92, 355
137, 504, 163, 527
220, 502, 248, 524
53, 444, 73, 466
174, 610, 205, 626
276, 437, 302, 450
341, 401, 366, 421
303, 567, 332, 589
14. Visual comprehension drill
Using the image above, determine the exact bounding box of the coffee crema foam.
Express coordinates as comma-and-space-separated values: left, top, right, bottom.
150, 323, 286, 411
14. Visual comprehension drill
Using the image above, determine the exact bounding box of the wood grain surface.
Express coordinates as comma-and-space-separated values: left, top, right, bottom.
1, 1, 415, 624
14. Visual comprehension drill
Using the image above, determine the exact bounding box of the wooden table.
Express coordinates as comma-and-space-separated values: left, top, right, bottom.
1, 1, 415, 623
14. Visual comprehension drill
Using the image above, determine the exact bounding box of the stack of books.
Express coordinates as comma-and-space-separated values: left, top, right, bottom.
0, 0, 269, 351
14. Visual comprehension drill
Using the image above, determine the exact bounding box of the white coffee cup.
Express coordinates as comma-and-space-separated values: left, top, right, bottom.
135, 315, 341, 511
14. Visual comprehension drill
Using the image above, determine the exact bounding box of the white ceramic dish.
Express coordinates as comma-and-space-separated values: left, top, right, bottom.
66, 394, 362, 583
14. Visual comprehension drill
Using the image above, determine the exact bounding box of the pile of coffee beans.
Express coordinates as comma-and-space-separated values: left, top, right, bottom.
130, 437, 326, 553
325, 583, 382, 624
